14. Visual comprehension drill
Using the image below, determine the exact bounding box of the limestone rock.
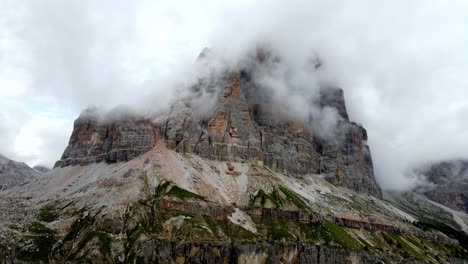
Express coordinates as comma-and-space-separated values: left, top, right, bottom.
54, 113, 158, 168
132, 240, 388, 264
159, 55, 382, 197
53, 49, 382, 197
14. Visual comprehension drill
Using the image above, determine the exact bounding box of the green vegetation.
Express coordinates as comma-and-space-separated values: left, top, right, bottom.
37, 207, 59, 222
27, 221, 53, 235
249, 186, 311, 212
216, 218, 257, 241
36, 201, 67, 222
386, 233, 426, 260
14, 179, 464, 263
69, 230, 112, 260
154, 180, 171, 198
147, 180, 206, 201
249, 189, 284, 208
166, 185, 206, 200
323, 220, 363, 252
268, 222, 295, 241
18, 222, 56, 262
279, 186, 310, 212
138, 208, 161, 235
299, 221, 333, 242
64, 212, 95, 242
413, 220, 468, 252
8, 224, 20, 230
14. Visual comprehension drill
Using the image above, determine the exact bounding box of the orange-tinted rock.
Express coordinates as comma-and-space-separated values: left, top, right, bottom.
161, 64, 382, 197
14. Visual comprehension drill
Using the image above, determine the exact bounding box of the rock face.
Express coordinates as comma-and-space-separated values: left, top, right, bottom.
54, 49, 382, 198
0, 155, 41, 191
134, 240, 384, 264
54, 113, 159, 168
160, 53, 382, 197
415, 160, 468, 213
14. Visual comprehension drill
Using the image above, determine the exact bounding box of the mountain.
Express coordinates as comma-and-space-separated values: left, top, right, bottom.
0, 49, 467, 263
33, 165, 50, 174
0, 154, 44, 191
414, 160, 468, 213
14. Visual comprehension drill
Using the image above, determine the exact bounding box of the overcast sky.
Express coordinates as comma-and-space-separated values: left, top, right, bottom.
1, 0, 468, 191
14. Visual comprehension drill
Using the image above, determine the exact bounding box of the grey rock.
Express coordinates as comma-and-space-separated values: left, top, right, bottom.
159, 67, 381, 197
53, 49, 382, 198
0, 155, 40, 191
133, 239, 384, 264
54, 114, 159, 168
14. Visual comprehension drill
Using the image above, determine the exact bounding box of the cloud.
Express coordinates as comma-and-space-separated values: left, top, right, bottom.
1, 0, 468, 190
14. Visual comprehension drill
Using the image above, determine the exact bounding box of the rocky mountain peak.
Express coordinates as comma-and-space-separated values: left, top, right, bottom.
54, 48, 382, 197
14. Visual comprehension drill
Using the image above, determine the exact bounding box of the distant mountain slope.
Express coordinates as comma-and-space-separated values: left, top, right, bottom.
414, 160, 468, 213
33, 165, 50, 174
0, 154, 44, 191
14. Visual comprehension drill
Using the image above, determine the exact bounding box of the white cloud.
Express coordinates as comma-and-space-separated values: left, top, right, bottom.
1, 0, 468, 190
14, 111, 72, 167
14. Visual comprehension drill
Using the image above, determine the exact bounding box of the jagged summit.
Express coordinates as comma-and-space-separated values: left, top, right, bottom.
54, 48, 382, 197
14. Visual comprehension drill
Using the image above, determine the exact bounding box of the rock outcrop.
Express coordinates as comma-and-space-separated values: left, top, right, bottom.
415, 160, 468, 213
0, 155, 41, 191
54, 50, 381, 198
54, 113, 158, 168
133, 240, 384, 264
156, 198, 457, 245
160, 51, 382, 197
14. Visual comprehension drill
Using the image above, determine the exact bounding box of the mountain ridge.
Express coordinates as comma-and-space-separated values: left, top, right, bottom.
413, 160, 468, 213
0, 154, 46, 191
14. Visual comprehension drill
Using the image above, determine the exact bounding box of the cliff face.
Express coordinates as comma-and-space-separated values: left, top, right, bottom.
415, 160, 468, 213
132, 240, 384, 264
1, 135, 467, 263
54, 114, 159, 168
160, 62, 381, 197
55, 54, 381, 197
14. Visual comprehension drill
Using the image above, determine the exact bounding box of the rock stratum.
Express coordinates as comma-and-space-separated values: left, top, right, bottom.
54, 114, 158, 168
0, 49, 467, 263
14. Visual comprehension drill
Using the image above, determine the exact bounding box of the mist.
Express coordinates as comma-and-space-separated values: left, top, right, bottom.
1, 0, 468, 191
